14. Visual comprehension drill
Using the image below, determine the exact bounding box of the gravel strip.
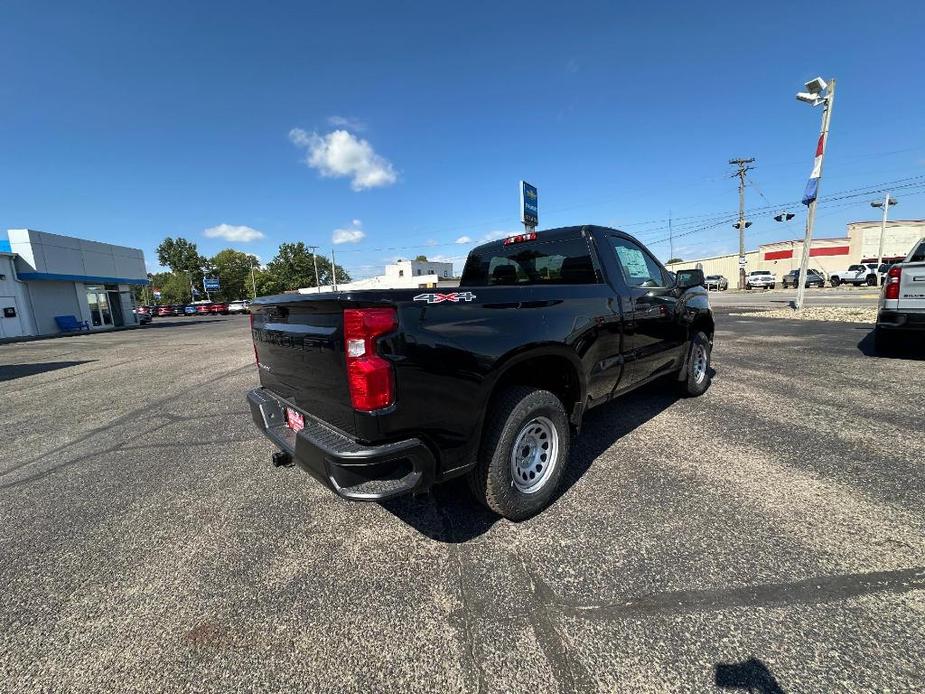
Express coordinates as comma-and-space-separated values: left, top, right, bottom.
729, 306, 878, 323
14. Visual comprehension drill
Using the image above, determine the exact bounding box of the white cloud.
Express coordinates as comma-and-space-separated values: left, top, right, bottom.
289, 128, 397, 191
327, 115, 366, 131
455, 235, 472, 244
332, 219, 366, 245
481, 230, 516, 242
203, 224, 265, 242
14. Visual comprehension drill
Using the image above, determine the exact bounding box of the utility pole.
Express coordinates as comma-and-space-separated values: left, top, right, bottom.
795, 78, 836, 311
308, 245, 321, 293
668, 210, 674, 262
729, 157, 755, 289
871, 192, 898, 267
250, 262, 257, 299
331, 249, 338, 292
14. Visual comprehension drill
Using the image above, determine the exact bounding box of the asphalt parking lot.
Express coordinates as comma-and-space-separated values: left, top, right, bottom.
1, 314, 923, 692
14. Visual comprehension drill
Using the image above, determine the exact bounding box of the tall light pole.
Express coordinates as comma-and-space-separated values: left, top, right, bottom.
794, 76, 835, 311
308, 245, 320, 293
871, 193, 897, 267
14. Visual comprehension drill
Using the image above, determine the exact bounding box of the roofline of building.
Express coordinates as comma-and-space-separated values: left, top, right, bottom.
846, 219, 925, 226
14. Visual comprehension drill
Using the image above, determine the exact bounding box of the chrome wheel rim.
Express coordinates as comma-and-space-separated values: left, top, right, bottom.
692, 344, 707, 384
510, 416, 559, 494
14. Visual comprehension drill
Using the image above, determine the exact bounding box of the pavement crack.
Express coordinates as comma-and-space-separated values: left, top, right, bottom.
556, 566, 925, 620
437, 500, 486, 694
517, 555, 596, 693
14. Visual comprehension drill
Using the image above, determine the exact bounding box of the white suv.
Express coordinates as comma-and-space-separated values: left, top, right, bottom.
745, 270, 776, 290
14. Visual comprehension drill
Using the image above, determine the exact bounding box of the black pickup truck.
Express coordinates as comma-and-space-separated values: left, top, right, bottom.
247, 225, 713, 520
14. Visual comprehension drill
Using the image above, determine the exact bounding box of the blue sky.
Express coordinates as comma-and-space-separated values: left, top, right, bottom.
2, 0, 923, 277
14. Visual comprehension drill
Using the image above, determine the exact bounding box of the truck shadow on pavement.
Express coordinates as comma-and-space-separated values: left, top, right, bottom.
0, 360, 94, 382
856, 329, 925, 361
715, 657, 785, 693
381, 376, 694, 542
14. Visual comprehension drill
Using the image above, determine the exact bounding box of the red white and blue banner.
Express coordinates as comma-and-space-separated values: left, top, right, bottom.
802, 134, 825, 205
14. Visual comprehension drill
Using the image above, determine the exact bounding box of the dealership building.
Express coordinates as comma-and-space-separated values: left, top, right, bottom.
0, 229, 148, 339
666, 219, 925, 279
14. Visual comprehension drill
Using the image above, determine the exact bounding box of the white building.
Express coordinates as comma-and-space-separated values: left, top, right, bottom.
385, 258, 453, 282
299, 258, 455, 294
0, 229, 148, 339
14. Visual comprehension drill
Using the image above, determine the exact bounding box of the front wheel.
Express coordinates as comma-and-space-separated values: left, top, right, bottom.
468, 387, 571, 521
830, 277, 841, 287
678, 331, 712, 397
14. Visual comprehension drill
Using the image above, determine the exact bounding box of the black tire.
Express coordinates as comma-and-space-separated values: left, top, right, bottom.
830, 277, 840, 287
770, 284, 776, 289
677, 330, 712, 397
867, 275, 877, 287
467, 387, 570, 521
745, 284, 752, 290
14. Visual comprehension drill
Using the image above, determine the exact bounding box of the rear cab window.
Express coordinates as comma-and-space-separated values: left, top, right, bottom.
909, 241, 925, 263
460, 235, 599, 286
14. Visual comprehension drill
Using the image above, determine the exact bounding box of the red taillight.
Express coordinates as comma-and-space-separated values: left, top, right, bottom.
884, 265, 902, 300
344, 308, 397, 411
250, 313, 259, 365
504, 232, 537, 245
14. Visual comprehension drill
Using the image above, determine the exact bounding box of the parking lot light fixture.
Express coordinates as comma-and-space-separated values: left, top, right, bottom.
794, 76, 835, 311
871, 194, 898, 267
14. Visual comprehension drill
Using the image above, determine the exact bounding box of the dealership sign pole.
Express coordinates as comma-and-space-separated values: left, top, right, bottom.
795, 77, 835, 311
520, 180, 538, 233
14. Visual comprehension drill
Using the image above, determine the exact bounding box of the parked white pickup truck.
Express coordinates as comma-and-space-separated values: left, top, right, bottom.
745, 270, 776, 289
876, 238, 925, 350
829, 263, 879, 287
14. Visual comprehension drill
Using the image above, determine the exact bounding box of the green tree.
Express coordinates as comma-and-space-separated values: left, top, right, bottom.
156, 237, 205, 274
210, 248, 260, 301
148, 271, 194, 304
414, 255, 428, 261
666, 257, 683, 265
260, 242, 351, 294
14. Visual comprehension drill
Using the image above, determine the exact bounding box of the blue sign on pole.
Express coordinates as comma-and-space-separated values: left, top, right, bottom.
204, 277, 220, 292
520, 180, 538, 227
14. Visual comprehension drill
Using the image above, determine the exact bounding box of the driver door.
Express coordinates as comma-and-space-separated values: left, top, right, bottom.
607, 236, 687, 392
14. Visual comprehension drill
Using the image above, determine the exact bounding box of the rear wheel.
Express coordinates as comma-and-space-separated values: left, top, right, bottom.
678, 331, 712, 397
467, 387, 570, 521
867, 275, 878, 287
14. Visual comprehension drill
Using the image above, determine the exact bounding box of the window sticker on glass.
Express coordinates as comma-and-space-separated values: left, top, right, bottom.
615, 246, 650, 280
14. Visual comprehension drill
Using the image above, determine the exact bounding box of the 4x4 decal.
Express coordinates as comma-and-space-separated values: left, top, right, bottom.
413, 291, 476, 304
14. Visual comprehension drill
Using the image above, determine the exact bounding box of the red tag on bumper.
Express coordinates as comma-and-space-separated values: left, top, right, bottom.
285, 407, 304, 432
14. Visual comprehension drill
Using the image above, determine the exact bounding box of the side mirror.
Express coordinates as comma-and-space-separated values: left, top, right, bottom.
675, 268, 704, 290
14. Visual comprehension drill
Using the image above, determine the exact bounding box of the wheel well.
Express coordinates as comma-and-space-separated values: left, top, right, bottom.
691, 314, 715, 341
491, 355, 582, 419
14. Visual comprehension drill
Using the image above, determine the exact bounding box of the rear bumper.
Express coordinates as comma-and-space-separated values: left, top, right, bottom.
246, 388, 435, 501
877, 310, 925, 331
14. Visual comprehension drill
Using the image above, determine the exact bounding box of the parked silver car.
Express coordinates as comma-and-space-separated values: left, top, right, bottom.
704, 274, 728, 291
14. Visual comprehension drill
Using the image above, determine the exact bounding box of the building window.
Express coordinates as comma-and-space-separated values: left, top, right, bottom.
399, 270, 404, 277
444, 270, 448, 277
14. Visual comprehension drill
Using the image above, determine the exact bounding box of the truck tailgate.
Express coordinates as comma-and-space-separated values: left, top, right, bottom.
251, 298, 356, 435
897, 261, 925, 311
